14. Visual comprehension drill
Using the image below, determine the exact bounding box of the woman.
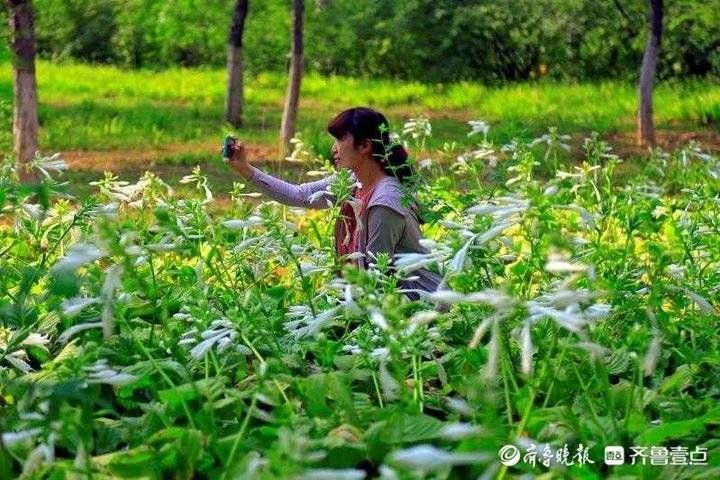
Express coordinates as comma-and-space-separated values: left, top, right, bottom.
227, 107, 441, 299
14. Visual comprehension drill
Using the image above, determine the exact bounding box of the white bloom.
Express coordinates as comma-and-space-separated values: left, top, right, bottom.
683, 289, 717, 314
467, 120, 490, 138
393, 252, 444, 273
520, 322, 533, 375
465, 289, 515, 309
407, 310, 439, 332
31, 152, 67, 179
378, 465, 400, 480
379, 361, 399, 401
285, 306, 340, 340
298, 469, 366, 480
57, 322, 104, 344
389, 445, 487, 471
545, 254, 588, 273
402, 117, 432, 140
87, 371, 137, 386
5, 353, 33, 372
585, 303, 611, 320
484, 333, 498, 378
427, 290, 466, 304
344, 252, 365, 261
343, 285, 363, 316
446, 235, 477, 275
1, 428, 43, 448
477, 219, 517, 245
438, 423, 484, 441
543, 184, 559, 196
370, 309, 389, 331
22, 333, 50, 347
51, 243, 105, 273
444, 397, 473, 417
307, 189, 333, 204
223, 216, 264, 229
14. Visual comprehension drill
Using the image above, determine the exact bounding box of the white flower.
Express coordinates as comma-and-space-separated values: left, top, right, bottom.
307, 189, 333, 204
444, 397, 473, 417
379, 361, 399, 401
467, 120, 490, 138
438, 423, 484, 441
393, 252, 445, 273
22, 333, 50, 347
545, 254, 588, 273
427, 290, 466, 304
369, 309, 389, 331
285, 306, 341, 340
520, 322, 533, 375
378, 465, 400, 480
85, 361, 138, 386
683, 289, 717, 314
87, 371, 137, 386
298, 469, 366, 480
1, 428, 43, 448
418, 158, 433, 169
5, 353, 33, 372
223, 216, 264, 229
30, 152, 67, 179
543, 184, 559, 196
342, 285, 363, 316
477, 219, 518, 245
51, 243, 105, 273
389, 445, 488, 471
465, 289, 515, 309
446, 235, 477, 275
57, 322, 104, 345
407, 311, 439, 332
402, 117, 432, 141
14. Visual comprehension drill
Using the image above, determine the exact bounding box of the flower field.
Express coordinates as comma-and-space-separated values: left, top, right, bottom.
1, 122, 719, 479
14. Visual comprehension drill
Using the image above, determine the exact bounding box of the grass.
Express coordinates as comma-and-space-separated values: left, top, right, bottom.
0, 61, 718, 155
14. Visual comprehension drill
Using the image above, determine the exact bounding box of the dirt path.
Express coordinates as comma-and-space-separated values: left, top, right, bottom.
59, 130, 720, 174
61, 141, 280, 172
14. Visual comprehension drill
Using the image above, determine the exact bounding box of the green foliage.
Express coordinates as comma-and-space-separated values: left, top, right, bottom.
24, 0, 720, 81
1, 120, 719, 478
0, 62, 718, 160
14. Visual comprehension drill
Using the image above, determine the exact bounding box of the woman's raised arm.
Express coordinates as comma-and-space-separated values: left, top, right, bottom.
227, 140, 335, 209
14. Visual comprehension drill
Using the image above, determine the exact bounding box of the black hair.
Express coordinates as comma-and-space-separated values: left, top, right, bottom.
327, 107, 415, 182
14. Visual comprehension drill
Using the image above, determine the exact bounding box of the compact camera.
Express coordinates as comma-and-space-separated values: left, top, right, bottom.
221, 135, 237, 159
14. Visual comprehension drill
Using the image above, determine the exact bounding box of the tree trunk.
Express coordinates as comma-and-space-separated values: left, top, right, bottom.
225, 0, 248, 127
637, 0, 663, 148
280, 0, 304, 154
7, 0, 39, 183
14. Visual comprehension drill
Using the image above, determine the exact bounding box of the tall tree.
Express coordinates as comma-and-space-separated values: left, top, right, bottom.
6, 0, 39, 183
637, 0, 663, 147
280, 0, 304, 154
225, 0, 249, 127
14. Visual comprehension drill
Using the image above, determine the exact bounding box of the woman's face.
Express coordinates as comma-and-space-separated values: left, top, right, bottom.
332, 133, 369, 171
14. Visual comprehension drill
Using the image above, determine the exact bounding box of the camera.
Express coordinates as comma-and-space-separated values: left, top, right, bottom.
221, 135, 237, 159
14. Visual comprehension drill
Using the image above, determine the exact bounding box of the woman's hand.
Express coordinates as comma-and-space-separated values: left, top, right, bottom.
227, 140, 254, 178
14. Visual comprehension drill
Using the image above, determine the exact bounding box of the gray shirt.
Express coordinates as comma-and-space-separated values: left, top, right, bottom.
249, 167, 441, 298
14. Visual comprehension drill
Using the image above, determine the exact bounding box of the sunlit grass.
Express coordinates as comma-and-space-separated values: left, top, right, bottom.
0, 61, 717, 154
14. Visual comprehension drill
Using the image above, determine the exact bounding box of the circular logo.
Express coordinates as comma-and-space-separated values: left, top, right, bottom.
499, 445, 521, 466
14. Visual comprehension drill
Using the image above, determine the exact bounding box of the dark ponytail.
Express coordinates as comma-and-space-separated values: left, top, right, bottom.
327, 107, 415, 182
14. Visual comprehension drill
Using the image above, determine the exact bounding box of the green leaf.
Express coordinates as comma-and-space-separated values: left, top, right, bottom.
107, 447, 160, 478
372, 413, 445, 444
635, 418, 706, 445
